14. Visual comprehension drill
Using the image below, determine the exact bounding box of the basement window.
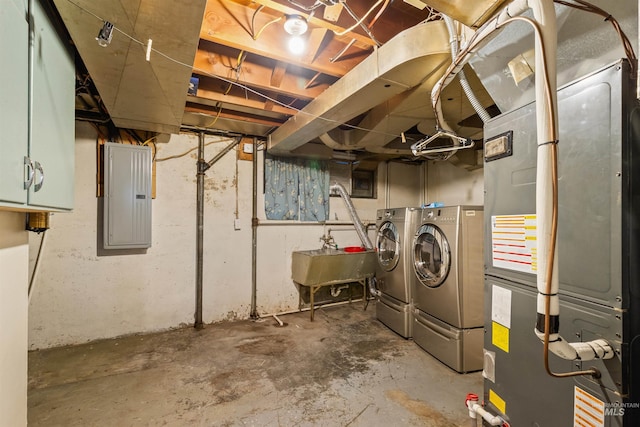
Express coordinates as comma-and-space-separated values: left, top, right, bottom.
329, 161, 376, 199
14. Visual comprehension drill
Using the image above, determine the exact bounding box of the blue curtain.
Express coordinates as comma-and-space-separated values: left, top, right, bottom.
265, 156, 329, 221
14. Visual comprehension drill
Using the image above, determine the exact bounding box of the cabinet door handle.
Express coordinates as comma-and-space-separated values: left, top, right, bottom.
24, 156, 34, 189
34, 161, 45, 192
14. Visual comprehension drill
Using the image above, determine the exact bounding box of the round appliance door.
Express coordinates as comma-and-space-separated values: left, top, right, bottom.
413, 224, 451, 287
377, 221, 400, 271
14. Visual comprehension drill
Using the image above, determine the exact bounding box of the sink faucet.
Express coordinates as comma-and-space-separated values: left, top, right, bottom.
320, 232, 337, 249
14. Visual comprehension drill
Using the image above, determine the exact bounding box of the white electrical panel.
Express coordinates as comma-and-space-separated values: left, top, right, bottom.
103, 143, 152, 249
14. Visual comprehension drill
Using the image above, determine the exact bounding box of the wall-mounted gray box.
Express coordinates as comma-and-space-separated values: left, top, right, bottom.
103, 143, 152, 249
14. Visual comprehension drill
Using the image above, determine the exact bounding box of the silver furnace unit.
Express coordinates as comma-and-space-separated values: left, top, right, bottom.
482, 60, 640, 426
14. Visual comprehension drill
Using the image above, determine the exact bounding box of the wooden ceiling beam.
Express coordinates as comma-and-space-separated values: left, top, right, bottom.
192, 49, 330, 100
270, 61, 288, 88
200, 0, 370, 78
228, 0, 377, 47
301, 27, 331, 65
190, 88, 298, 117
184, 104, 286, 127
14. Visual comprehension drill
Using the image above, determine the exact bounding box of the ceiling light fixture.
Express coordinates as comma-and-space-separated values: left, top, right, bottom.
96, 21, 114, 47
283, 14, 308, 36
287, 36, 306, 55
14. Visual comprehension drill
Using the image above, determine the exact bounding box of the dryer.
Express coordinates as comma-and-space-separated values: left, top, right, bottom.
412, 205, 484, 372
375, 207, 419, 338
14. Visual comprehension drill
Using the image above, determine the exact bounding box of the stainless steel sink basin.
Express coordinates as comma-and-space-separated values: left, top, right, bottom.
291, 248, 376, 286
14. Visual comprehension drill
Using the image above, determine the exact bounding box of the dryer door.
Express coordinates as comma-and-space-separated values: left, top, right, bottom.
377, 221, 400, 271
413, 224, 451, 288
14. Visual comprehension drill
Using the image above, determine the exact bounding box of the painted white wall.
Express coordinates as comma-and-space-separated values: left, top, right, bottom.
425, 160, 484, 206
28, 123, 425, 349
378, 161, 423, 209
0, 211, 29, 426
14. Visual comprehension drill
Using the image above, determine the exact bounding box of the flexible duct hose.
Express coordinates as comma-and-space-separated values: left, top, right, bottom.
330, 183, 373, 249
330, 183, 379, 297
443, 16, 492, 123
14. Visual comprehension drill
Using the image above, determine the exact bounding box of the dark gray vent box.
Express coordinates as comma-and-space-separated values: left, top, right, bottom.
103, 143, 152, 249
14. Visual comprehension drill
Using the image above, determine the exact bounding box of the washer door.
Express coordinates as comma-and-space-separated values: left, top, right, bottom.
377, 221, 400, 271
413, 224, 451, 288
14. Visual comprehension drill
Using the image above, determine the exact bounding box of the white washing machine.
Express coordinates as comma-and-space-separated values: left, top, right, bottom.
412, 205, 484, 372
375, 207, 419, 338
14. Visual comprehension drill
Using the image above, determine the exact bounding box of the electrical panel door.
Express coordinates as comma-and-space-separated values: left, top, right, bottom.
103, 143, 152, 249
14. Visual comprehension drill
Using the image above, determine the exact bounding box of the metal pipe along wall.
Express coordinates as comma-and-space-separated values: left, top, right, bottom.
195, 131, 205, 329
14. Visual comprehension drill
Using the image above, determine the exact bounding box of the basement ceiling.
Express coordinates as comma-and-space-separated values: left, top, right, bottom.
55, 0, 500, 158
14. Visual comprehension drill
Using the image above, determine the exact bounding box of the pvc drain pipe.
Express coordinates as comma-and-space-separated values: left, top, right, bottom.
465, 393, 510, 427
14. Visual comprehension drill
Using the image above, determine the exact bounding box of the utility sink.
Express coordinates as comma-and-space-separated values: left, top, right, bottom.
291, 248, 376, 286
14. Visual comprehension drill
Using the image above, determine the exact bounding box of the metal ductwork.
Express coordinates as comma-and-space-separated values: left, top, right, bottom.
467, 0, 638, 114
268, 20, 452, 156
268, 20, 495, 157
414, 0, 511, 28
53, 0, 206, 134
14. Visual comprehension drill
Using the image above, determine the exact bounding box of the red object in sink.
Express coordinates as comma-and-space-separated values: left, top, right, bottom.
343, 246, 366, 252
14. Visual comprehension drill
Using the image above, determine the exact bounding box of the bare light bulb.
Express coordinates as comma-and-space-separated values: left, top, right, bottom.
283, 15, 308, 36
288, 36, 305, 55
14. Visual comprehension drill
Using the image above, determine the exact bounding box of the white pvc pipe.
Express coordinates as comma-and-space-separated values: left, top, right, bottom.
430, 0, 613, 363
471, 403, 505, 426
330, 284, 349, 297
465, 394, 507, 426
527, 0, 615, 362
528, 0, 563, 354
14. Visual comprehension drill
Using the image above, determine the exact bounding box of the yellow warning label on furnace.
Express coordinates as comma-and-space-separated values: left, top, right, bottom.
489, 389, 507, 414
492, 322, 510, 353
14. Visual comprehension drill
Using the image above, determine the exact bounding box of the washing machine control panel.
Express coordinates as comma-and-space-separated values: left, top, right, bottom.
421, 209, 457, 223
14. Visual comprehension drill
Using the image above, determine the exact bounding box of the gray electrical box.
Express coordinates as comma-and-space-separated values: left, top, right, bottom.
103, 143, 152, 249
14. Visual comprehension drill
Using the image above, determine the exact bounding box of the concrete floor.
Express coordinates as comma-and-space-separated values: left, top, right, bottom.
28, 302, 482, 426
